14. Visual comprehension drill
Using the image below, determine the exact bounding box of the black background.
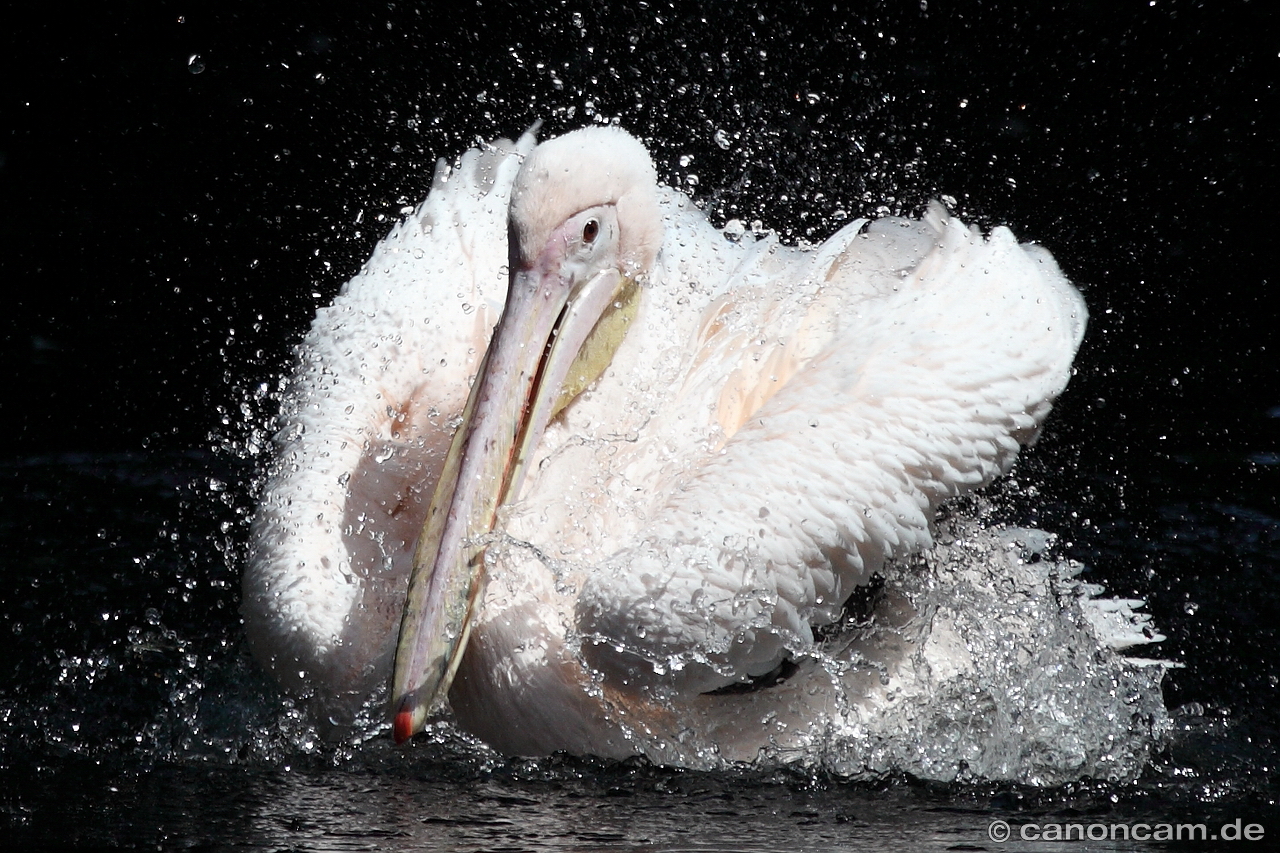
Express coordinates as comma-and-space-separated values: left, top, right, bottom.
5, 2, 1274, 457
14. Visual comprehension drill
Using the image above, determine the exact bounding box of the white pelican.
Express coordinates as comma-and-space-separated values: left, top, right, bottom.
245, 126, 1160, 775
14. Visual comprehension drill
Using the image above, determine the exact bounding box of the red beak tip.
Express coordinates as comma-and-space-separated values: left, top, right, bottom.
393, 709, 415, 744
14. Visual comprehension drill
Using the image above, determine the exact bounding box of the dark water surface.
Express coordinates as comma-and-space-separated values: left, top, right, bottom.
13, 754, 1272, 852
5, 1, 1278, 849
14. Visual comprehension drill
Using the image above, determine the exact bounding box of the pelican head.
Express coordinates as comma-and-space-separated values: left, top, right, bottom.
391, 126, 664, 742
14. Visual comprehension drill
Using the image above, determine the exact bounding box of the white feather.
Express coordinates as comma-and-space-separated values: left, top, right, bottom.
244, 129, 1161, 777
245, 133, 534, 708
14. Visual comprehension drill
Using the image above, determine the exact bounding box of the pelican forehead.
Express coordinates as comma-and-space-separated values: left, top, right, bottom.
510, 126, 663, 274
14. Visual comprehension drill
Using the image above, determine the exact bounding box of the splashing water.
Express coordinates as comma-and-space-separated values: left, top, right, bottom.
0, 447, 1168, 790
494, 506, 1171, 784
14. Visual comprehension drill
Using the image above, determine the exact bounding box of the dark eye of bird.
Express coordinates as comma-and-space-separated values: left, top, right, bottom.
582, 219, 599, 243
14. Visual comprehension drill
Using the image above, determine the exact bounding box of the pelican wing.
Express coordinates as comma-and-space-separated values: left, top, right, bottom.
577, 203, 1087, 693
244, 133, 535, 705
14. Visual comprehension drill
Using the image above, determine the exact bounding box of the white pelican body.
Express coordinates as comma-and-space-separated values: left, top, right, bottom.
245, 127, 1162, 778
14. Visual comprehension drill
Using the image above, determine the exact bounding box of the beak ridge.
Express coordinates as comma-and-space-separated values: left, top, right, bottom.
390, 264, 634, 742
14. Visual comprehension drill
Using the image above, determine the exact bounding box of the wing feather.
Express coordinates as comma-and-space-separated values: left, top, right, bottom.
578, 203, 1087, 694
243, 133, 534, 706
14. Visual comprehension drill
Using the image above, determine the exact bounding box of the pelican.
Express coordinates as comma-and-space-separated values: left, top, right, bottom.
244, 126, 1162, 775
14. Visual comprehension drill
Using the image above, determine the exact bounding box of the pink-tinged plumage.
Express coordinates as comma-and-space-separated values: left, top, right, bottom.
242, 127, 1159, 775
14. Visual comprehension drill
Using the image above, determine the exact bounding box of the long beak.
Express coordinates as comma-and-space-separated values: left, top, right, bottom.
390, 260, 635, 743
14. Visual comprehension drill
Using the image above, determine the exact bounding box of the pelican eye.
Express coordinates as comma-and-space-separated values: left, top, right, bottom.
582, 219, 599, 244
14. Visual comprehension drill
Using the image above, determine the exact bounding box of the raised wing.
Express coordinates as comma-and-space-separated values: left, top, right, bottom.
243, 133, 534, 709
577, 203, 1087, 694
